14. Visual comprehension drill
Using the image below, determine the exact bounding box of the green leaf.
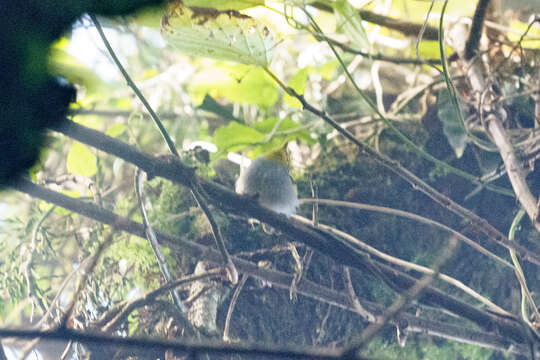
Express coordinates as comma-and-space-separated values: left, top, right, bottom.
73, 115, 104, 130
213, 121, 266, 152
190, 65, 278, 107
184, 0, 264, 10
250, 117, 305, 157
162, 3, 274, 67
437, 89, 468, 158
254, 116, 299, 133
66, 143, 98, 177
333, 0, 370, 51
413, 41, 452, 65
284, 67, 309, 108
318, 60, 338, 79
106, 123, 126, 138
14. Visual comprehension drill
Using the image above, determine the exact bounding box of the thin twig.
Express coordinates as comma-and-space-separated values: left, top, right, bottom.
508, 209, 540, 330
318, 35, 442, 65
24, 205, 56, 318
100, 269, 224, 332
299, 198, 513, 269
191, 184, 238, 285
60, 230, 115, 327
293, 213, 509, 315
343, 268, 376, 323
223, 274, 248, 342
343, 236, 459, 354
135, 168, 187, 313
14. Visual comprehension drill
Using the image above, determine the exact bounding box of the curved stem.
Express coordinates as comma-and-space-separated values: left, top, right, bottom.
438, 0, 498, 152
508, 209, 539, 324
90, 14, 179, 157
293, 208, 510, 315
299, 198, 512, 269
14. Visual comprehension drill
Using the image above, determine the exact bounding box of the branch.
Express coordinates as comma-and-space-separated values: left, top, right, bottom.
345, 237, 459, 354
299, 198, 513, 270
40, 122, 535, 334
282, 89, 539, 263
98, 269, 224, 332
464, 0, 490, 60
0, 327, 342, 360
315, 35, 442, 65
448, 21, 540, 232
309, 2, 439, 40
10, 178, 532, 353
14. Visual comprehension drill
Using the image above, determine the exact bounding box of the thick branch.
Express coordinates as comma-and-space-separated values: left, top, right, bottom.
310, 2, 439, 40
487, 115, 539, 230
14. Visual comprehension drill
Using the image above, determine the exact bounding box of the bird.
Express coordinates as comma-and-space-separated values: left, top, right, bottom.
235, 147, 298, 216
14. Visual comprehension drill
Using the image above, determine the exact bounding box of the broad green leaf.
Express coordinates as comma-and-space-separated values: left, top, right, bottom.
284, 67, 309, 108
249, 117, 310, 157
190, 65, 278, 107
184, 0, 264, 10
213, 121, 266, 152
29, 166, 38, 183
214, 117, 312, 158
66, 143, 98, 177
106, 123, 126, 138
162, 3, 274, 67
334, 0, 369, 51
254, 117, 299, 133
437, 89, 468, 158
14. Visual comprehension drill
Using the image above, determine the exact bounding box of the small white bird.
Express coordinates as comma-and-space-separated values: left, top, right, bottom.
235, 150, 298, 216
